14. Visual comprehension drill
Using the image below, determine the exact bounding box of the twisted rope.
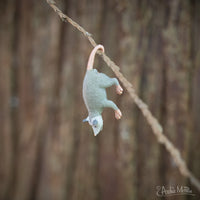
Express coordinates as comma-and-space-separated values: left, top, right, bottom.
46, 0, 200, 191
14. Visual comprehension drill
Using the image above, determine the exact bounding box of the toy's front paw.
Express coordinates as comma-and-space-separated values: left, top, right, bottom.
115, 109, 122, 120
116, 85, 123, 95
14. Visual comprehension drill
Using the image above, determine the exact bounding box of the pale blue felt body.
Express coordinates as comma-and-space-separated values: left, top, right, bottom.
83, 69, 119, 119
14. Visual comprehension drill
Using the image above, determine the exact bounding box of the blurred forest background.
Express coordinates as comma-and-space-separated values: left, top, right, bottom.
0, 0, 200, 200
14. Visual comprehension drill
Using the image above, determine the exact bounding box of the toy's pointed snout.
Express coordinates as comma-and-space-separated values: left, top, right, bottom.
93, 128, 100, 136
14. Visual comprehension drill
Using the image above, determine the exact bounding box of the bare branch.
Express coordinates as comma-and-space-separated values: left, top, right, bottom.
46, 0, 200, 192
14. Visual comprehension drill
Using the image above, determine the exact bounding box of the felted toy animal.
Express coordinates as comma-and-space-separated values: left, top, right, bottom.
82, 44, 123, 136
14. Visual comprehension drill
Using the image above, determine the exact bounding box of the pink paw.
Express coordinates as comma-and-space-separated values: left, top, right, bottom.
115, 109, 122, 120
116, 85, 123, 95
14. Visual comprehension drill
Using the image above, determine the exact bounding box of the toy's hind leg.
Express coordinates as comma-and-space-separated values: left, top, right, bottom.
98, 74, 123, 95
103, 100, 122, 119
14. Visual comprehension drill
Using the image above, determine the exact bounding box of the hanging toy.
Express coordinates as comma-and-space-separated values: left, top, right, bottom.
82, 44, 123, 136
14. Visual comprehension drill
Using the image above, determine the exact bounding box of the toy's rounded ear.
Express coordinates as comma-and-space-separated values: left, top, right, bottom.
92, 119, 98, 126
83, 117, 89, 122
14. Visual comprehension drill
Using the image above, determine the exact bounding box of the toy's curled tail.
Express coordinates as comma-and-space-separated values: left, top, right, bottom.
87, 44, 104, 70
